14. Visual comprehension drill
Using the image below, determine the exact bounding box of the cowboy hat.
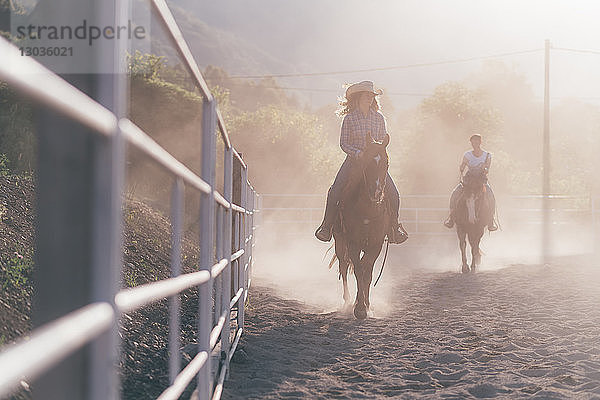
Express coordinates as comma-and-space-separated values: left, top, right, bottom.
345, 80, 383, 98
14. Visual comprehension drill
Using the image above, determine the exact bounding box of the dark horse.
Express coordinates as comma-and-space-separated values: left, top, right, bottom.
332, 134, 391, 319
454, 169, 493, 273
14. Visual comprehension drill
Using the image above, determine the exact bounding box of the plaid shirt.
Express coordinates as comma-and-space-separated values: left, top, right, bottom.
340, 108, 387, 158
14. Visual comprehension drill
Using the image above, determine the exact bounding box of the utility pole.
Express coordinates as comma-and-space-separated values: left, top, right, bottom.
542, 39, 551, 264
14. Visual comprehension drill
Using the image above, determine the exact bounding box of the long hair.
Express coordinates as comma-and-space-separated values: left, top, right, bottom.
337, 92, 380, 117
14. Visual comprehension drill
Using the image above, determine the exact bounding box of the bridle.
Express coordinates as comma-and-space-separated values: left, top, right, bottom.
361, 153, 387, 205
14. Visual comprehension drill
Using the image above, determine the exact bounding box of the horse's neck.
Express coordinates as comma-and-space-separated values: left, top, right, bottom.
465, 194, 477, 224
343, 183, 385, 218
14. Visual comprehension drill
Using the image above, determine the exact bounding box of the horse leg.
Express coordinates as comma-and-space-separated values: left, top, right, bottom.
458, 226, 469, 273
360, 250, 380, 314
335, 237, 351, 307
469, 229, 484, 272
347, 247, 367, 319
340, 260, 351, 306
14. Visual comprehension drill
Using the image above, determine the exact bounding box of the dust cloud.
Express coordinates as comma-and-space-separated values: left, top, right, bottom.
252, 228, 398, 317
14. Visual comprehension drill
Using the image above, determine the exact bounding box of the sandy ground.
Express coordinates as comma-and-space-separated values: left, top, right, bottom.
222, 237, 600, 399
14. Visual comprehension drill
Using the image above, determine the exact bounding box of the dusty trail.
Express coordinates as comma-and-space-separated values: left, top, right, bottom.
222, 260, 600, 399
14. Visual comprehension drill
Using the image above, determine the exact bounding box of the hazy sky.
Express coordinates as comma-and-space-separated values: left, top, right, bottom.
196, 0, 600, 109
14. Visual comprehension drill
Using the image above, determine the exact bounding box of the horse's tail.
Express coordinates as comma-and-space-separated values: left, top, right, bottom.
323, 243, 334, 262
328, 253, 337, 270
328, 248, 353, 276
324, 243, 339, 269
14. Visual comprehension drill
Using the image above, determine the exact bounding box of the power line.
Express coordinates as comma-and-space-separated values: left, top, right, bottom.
223, 83, 600, 102
552, 47, 600, 56
221, 82, 429, 97
228, 48, 543, 79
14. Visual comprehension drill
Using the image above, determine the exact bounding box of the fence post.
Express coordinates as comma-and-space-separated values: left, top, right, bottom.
169, 178, 184, 384
232, 157, 242, 321
239, 167, 248, 328
33, 1, 124, 398
232, 212, 239, 304
198, 99, 216, 398
221, 145, 233, 375
249, 189, 255, 283
215, 206, 223, 327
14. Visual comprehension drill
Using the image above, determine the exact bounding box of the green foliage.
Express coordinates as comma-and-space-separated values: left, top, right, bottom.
0, 248, 33, 295
127, 58, 337, 194
0, 153, 9, 176
204, 65, 299, 111
123, 269, 138, 288
128, 51, 168, 81
227, 104, 341, 193
421, 82, 501, 138
395, 82, 503, 193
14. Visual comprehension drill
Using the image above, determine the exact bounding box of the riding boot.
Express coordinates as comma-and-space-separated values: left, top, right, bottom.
315, 189, 337, 242
388, 212, 408, 244
444, 211, 455, 229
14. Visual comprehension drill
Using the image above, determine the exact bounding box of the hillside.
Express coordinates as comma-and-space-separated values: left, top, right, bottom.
140, 1, 295, 77
0, 175, 203, 399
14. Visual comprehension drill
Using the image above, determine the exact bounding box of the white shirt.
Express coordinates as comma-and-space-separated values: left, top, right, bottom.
463, 150, 490, 171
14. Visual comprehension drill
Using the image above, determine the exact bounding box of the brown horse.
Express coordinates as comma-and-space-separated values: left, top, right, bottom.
332, 134, 391, 319
454, 169, 493, 273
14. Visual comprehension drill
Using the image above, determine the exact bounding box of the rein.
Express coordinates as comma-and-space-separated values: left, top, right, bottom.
361, 157, 388, 287
373, 237, 390, 287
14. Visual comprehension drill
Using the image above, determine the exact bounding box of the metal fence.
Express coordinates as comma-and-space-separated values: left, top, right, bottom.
258, 194, 454, 245
259, 193, 600, 251
0, 1, 256, 399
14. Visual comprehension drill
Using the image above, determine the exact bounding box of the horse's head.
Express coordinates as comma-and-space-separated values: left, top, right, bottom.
359, 134, 390, 204
463, 168, 487, 197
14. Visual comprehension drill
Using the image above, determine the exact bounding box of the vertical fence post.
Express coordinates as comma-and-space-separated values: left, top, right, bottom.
169, 178, 184, 384
249, 189, 255, 282
232, 212, 239, 302
542, 39, 551, 264
33, 1, 124, 398
198, 99, 216, 398
239, 167, 248, 328
257, 195, 263, 229
215, 206, 223, 327
232, 156, 241, 326
221, 146, 233, 371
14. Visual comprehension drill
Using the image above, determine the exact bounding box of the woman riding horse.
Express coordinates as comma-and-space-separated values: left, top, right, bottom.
315, 80, 408, 244
444, 134, 498, 231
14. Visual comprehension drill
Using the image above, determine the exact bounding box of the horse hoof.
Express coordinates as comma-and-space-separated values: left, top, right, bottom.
461, 265, 469, 273
341, 302, 353, 314
354, 305, 367, 320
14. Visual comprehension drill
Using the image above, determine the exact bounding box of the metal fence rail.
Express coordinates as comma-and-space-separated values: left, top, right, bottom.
259, 193, 599, 251
258, 194, 454, 241
0, 0, 257, 398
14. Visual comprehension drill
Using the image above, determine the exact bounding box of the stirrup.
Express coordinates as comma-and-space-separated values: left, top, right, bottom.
315, 224, 333, 242
388, 224, 408, 244
444, 217, 454, 229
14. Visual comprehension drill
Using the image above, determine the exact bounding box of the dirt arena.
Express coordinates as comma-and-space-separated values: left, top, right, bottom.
222, 243, 600, 399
